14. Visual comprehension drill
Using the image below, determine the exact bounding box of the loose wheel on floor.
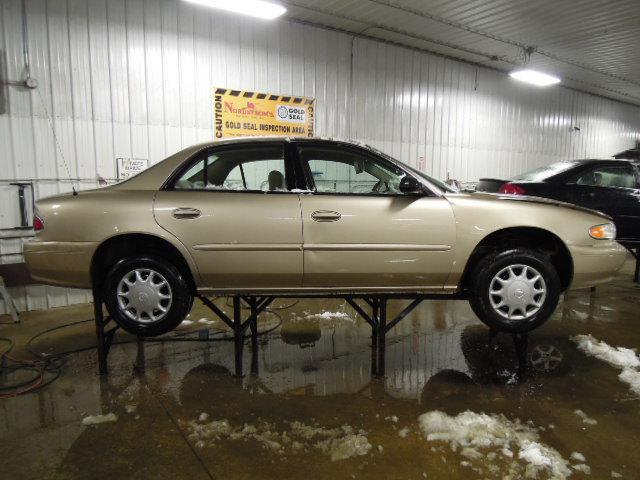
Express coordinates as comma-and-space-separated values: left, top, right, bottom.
104, 255, 193, 337
468, 248, 561, 333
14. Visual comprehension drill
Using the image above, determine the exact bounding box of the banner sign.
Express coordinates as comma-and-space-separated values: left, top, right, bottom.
214, 88, 315, 139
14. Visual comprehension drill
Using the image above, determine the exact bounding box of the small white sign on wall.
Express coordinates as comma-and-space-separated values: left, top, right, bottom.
116, 158, 149, 181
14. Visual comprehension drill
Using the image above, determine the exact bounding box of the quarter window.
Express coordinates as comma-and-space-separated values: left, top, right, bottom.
570, 164, 637, 189
298, 146, 407, 194
173, 145, 288, 192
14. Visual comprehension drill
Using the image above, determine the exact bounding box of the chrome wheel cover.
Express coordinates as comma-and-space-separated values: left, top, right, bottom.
489, 264, 546, 322
117, 269, 172, 323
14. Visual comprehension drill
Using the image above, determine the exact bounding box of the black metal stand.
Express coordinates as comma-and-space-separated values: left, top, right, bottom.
488, 327, 529, 380
196, 294, 274, 377
92, 289, 275, 376
345, 296, 426, 375
93, 291, 530, 381
93, 287, 122, 375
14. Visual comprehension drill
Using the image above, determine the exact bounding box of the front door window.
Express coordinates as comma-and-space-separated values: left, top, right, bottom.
298, 145, 408, 195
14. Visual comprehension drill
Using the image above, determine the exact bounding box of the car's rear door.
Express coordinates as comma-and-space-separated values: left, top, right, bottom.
565, 162, 640, 242
154, 141, 303, 290
293, 141, 455, 290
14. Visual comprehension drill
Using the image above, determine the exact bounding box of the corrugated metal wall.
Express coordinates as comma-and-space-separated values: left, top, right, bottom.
1, 0, 640, 313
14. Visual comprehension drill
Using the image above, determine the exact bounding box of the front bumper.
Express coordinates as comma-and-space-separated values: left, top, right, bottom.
23, 240, 98, 288
568, 241, 628, 290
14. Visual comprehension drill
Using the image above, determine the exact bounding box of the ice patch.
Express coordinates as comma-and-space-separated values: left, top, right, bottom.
611, 471, 622, 478
180, 319, 194, 326
125, 405, 137, 414
305, 311, 353, 321
570, 452, 586, 462
398, 427, 410, 438
574, 410, 597, 426
570, 334, 640, 369
184, 417, 371, 461
572, 334, 640, 397
82, 413, 118, 425
573, 464, 591, 475
418, 410, 571, 479
318, 434, 372, 461
618, 368, 640, 395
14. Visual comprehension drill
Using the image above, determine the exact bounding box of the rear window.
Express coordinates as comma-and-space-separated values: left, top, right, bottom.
511, 161, 579, 182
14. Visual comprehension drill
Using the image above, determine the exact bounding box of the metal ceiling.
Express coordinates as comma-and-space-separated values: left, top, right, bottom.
281, 0, 640, 106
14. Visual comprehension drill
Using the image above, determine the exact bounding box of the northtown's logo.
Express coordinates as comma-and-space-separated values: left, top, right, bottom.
224, 101, 273, 117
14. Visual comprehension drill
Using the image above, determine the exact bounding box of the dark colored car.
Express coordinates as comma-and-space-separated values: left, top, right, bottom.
477, 159, 640, 245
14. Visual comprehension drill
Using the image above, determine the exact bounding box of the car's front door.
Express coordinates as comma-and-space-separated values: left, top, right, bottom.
294, 142, 455, 290
565, 162, 640, 242
154, 142, 303, 290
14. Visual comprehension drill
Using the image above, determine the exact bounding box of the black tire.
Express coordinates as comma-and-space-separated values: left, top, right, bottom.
104, 255, 193, 337
468, 248, 561, 333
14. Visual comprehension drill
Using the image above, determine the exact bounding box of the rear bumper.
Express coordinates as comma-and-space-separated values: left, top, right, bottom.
23, 240, 98, 289
568, 241, 628, 290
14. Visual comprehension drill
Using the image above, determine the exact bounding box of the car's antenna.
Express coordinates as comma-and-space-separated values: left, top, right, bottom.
35, 89, 78, 195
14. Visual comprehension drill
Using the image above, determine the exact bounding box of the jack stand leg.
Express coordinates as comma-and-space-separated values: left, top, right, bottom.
134, 336, 145, 373
250, 298, 259, 375
94, 289, 108, 375
378, 299, 387, 376
233, 296, 244, 378
488, 327, 499, 350
512, 332, 529, 380
370, 299, 379, 376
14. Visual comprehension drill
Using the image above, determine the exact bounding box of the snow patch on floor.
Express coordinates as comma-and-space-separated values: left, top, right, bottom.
570, 452, 586, 462
418, 410, 572, 479
570, 334, 640, 369
304, 311, 353, 321
571, 334, 640, 396
82, 413, 118, 425
574, 410, 597, 426
184, 416, 371, 461
618, 368, 640, 395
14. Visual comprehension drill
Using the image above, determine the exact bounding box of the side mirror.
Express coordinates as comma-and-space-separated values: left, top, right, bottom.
399, 176, 424, 194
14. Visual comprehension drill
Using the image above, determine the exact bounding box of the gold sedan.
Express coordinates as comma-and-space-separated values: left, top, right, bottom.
25, 138, 627, 336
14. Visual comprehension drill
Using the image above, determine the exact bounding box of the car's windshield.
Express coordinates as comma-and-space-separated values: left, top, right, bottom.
511, 161, 579, 182
366, 145, 456, 193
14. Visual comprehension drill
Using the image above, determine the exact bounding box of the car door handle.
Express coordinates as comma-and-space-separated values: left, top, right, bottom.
311, 210, 341, 222
172, 207, 201, 219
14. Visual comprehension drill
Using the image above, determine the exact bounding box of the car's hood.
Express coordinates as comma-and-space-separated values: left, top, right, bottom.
447, 191, 612, 220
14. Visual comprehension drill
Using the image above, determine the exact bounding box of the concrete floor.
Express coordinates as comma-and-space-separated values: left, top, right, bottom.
1, 260, 639, 479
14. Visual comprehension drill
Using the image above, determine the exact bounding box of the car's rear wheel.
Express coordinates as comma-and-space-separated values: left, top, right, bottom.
104, 256, 193, 337
468, 248, 561, 333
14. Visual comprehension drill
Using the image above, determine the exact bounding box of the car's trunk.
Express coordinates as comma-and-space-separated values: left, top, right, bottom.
475, 178, 506, 193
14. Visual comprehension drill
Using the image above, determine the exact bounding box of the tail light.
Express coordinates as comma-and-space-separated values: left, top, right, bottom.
499, 183, 527, 195
33, 213, 44, 231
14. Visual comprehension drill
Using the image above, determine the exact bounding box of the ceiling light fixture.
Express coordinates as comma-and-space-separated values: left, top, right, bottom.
183, 0, 286, 20
509, 69, 561, 87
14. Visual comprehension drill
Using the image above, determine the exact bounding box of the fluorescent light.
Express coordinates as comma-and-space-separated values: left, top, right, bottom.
509, 69, 561, 87
183, 0, 286, 19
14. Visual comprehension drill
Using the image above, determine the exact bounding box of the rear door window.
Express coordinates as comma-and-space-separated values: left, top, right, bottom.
172, 144, 289, 192
569, 164, 637, 189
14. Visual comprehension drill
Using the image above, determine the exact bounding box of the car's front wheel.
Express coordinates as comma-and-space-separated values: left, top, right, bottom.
104, 256, 193, 337
468, 248, 561, 333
